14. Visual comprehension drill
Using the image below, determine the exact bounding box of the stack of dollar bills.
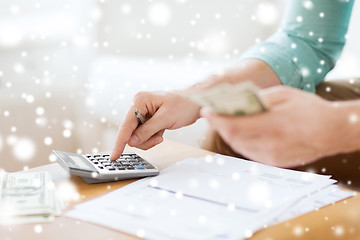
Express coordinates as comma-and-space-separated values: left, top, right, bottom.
185, 81, 269, 115
0, 172, 65, 224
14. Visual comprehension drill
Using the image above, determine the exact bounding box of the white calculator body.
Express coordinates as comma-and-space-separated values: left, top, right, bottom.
52, 150, 159, 184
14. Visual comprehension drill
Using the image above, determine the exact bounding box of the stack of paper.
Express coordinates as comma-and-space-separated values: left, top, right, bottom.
66, 155, 353, 240
0, 172, 65, 224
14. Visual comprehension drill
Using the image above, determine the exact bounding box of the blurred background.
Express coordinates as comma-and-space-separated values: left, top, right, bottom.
0, 0, 359, 172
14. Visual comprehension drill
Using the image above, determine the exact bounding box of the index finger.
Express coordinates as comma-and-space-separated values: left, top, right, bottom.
261, 86, 299, 107
110, 107, 139, 160
200, 107, 269, 138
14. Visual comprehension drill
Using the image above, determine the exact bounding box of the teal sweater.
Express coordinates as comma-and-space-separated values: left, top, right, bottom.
240, 0, 354, 92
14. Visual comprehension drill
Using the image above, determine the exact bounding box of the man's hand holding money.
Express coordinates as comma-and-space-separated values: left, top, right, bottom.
201, 86, 350, 168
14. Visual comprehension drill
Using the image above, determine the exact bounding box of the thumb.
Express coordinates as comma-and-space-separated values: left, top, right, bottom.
261, 86, 295, 107
200, 107, 236, 129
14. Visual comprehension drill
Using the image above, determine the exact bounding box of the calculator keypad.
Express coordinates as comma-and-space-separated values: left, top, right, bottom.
85, 154, 155, 171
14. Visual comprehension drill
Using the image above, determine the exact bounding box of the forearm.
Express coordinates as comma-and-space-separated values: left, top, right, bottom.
184, 59, 281, 92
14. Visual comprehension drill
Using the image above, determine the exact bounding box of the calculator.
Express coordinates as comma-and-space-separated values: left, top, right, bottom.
52, 150, 159, 184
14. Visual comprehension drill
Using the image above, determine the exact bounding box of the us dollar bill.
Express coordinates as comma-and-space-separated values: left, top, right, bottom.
184, 81, 268, 115
0, 172, 65, 224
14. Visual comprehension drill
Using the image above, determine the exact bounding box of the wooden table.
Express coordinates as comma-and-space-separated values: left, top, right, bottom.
1, 139, 359, 240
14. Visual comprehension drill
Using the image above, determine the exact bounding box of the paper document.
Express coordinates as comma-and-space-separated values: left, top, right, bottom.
66, 155, 353, 240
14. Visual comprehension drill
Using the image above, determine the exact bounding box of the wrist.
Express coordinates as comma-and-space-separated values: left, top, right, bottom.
171, 89, 202, 120
331, 101, 360, 154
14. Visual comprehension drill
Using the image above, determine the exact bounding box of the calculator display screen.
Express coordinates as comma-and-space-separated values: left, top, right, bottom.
69, 155, 94, 171
53, 151, 97, 172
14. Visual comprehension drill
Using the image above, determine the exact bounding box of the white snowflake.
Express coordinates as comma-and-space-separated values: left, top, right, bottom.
303, 0, 314, 10
293, 225, 304, 236
256, 2, 278, 25
349, 114, 358, 124
137, 229, 146, 238
34, 224, 43, 234
35, 117, 48, 127
232, 172, 240, 181
244, 230, 253, 238
44, 137, 53, 146
57, 181, 80, 202
36, 107, 45, 116
90, 6, 102, 21
49, 154, 57, 162
227, 203, 236, 211
147, 3, 171, 26
169, 209, 177, 216
198, 215, 207, 224
13, 137, 36, 161
333, 225, 344, 236
0, 24, 22, 47
301, 68, 310, 77
209, 179, 220, 190
188, 178, 199, 188
25, 94, 35, 103
62, 129, 72, 138
248, 182, 270, 206
62, 119, 74, 129
121, 4, 132, 14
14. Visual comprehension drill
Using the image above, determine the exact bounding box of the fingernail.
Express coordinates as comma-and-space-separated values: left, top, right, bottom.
200, 107, 212, 117
155, 137, 163, 145
129, 135, 139, 145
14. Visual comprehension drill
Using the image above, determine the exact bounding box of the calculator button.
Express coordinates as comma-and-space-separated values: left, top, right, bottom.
102, 154, 110, 157
126, 167, 135, 170
134, 164, 145, 169
94, 155, 101, 158
116, 167, 126, 170
98, 166, 104, 169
